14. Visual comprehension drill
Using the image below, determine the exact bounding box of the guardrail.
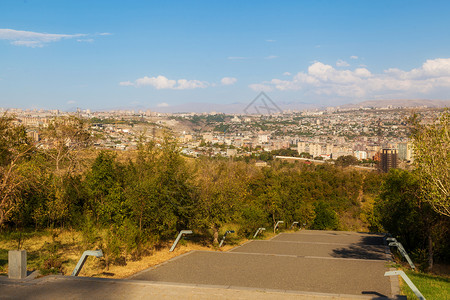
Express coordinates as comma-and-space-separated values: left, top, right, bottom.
219, 230, 235, 247
71, 250, 103, 276
169, 230, 193, 252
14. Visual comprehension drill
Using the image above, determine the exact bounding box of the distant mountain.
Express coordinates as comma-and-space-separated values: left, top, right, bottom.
339, 99, 450, 109
153, 101, 320, 114
97, 99, 449, 114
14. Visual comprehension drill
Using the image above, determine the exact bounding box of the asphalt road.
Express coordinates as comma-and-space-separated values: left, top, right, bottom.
0, 276, 379, 300
1, 230, 397, 299
130, 250, 392, 297
271, 231, 386, 246
230, 240, 389, 260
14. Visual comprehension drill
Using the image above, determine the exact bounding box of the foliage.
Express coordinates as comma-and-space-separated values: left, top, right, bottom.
311, 201, 339, 230
411, 110, 450, 217
193, 159, 249, 243
0, 115, 35, 227
373, 169, 450, 270
335, 155, 359, 167
40, 116, 91, 174
38, 240, 64, 275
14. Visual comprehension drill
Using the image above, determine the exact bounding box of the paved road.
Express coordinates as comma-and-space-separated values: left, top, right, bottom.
130, 250, 392, 297
230, 240, 389, 260
0, 276, 378, 300
271, 231, 386, 245
0, 230, 399, 299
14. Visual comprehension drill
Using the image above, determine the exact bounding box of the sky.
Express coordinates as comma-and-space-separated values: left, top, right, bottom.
1, 0, 450, 111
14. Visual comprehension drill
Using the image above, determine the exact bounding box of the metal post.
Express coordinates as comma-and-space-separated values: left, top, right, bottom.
274, 220, 284, 233
219, 230, 235, 248
169, 230, 193, 252
71, 250, 103, 276
289, 221, 299, 230
387, 237, 416, 269
253, 227, 266, 238
385, 270, 425, 300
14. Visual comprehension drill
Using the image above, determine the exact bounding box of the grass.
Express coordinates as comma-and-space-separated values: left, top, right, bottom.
0, 228, 261, 279
400, 269, 450, 300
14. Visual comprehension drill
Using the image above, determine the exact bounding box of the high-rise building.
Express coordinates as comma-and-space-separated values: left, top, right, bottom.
297, 142, 307, 154
398, 142, 414, 162
309, 143, 322, 157
380, 149, 398, 173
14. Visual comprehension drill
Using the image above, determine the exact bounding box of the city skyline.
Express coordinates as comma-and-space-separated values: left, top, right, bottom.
2, 1, 450, 111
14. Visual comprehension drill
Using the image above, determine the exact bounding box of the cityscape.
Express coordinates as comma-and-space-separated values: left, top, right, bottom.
3, 102, 444, 172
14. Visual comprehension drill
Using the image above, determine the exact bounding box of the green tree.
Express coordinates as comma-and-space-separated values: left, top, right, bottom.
84, 151, 126, 224
193, 159, 249, 244
311, 201, 339, 230
0, 115, 35, 227
411, 110, 450, 217
374, 169, 447, 270
335, 155, 359, 167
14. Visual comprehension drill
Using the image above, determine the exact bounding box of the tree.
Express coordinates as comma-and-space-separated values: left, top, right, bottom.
411, 110, 450, 217
311, 201, 339, 230
335, 155, 359, 167
40, 116, 91, 175
373, 169, 447, 270
0, 115, 36, 227
84, 151, 125, 225
37, 116, 92, 227
193, 159, 249, 244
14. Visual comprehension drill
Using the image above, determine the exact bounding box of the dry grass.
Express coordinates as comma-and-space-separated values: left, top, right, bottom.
0, 229, 252, 279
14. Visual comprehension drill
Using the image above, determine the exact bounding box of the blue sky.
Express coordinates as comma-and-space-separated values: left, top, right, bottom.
1, 0, 450, 111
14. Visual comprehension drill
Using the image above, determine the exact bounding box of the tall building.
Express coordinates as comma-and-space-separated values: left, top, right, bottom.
309, 143, 322, 157
398, 142, 414, 162
380, 149, 398, 173
297, 142, 307, 154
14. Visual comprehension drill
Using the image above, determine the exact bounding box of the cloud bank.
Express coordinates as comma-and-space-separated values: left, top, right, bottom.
249, 58, 450, 99
0, 28, 110, 47
221, 77, 237, 85
120, 75, 209, 90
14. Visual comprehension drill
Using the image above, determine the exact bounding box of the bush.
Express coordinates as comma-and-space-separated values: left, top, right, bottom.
312, 201, 339, 230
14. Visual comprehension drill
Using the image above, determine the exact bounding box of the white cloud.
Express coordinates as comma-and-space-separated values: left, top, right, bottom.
336, 59, 350, 67
176, 78, 208, 89
119, 81, 134, 86
266, 39, 276, 42
249, 83, 273, 92
11, 40, 43, 47
157, 102, 169, 107
248, 58, 450, 99
67, 100, 77, 105
265, 55, 278, 60
121, 75, 209, 90
221, 77, 237, 85
283, 72, 292, 76
350, 55, 358, 60
0, 28, 86, 47
77, 38, 94, 43
0, 28, 111, 47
